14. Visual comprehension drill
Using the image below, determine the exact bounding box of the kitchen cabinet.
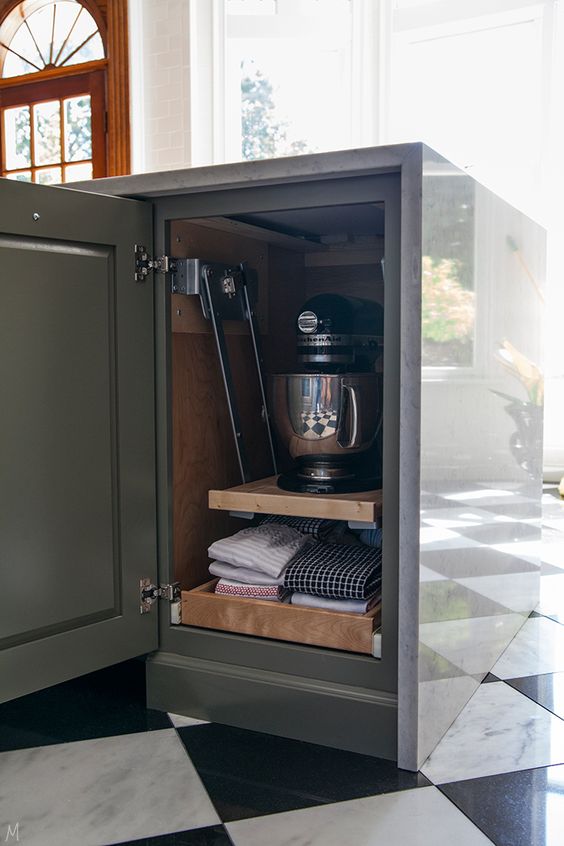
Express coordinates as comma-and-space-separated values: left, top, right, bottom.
0, 144, 545, 770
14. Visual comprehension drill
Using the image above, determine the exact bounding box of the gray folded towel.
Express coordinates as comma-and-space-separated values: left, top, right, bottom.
208, 524, 310, 579
289, 593, 379, 614
209, 560, 285, 586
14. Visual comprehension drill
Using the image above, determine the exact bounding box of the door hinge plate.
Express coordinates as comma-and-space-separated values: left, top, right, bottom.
140, 578, 181, 616
135, 245, 177, 282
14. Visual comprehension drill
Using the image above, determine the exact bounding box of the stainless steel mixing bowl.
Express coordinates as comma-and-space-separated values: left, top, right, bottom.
269, 373, 381, 468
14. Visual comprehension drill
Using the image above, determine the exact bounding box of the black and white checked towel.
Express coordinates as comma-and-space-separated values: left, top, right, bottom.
283, 543, 382, 600
259, 514, 337, 541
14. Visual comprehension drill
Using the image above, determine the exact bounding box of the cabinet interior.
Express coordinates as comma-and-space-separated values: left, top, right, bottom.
170, 201, 385, 655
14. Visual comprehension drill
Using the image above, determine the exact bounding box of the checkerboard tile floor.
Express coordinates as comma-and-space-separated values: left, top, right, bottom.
0, 487, 563, 845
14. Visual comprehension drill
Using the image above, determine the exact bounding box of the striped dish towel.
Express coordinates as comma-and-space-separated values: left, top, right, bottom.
209, 560, 285, 585
214, 578, 286, 601
208, 524, 310, 579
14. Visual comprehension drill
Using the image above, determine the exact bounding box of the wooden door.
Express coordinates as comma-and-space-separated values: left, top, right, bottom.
0, 176, 158, 702
0, 68, 107, 182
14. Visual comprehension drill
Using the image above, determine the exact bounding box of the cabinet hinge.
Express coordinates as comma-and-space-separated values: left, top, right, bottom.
135, 245, 177, 282
140, 578, 181, 623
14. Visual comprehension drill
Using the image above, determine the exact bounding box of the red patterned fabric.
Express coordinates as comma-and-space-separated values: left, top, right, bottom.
214, 580, 281, 600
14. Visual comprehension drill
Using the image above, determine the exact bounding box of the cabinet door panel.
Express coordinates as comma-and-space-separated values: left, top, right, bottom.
1, 239, 117, 641
0, 180, 157, 702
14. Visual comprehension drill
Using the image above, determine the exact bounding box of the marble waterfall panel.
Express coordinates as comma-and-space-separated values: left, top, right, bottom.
417, 146, 545, 766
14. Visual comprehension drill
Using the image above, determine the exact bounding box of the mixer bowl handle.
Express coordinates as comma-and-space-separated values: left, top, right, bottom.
336, 382, 360, 448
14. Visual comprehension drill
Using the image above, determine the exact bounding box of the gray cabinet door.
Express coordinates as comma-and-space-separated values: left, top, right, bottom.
0, 179, 158, 702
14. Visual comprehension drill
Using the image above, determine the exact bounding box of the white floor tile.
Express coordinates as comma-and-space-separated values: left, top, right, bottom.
227, 787, 494, 846
492, 540, 541, 565
492, 616, 564, 678
168, 712, 209, 728
537, 573, 564, 623
420, 682, 564, 784
0, 729, 219, 846
420, 507, 501, 528
540, 540, 564, 569
420, 565, 448, 582
419, 613, 525, 676
456, 571, 539, 614
420, 527, 481, 550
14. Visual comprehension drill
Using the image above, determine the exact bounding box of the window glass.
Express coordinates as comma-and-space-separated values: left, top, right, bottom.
3, 106, 31, 170
64, 95, 92, 161
6, 170, 32, 181
224, 0, 353, 161
36, 166, 62, 184
64, 161, 92, 181
1, 1, 105, 78
389, 8, 544, 218
2, 95, 94, 183
34, 100, 61, 166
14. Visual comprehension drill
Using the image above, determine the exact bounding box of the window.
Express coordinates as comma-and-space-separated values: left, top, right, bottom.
388, 1, 549, 220
184, 0, 381, 167
225, 0, 354, 162
0, 0, 107, 182
1, 1, 104, 77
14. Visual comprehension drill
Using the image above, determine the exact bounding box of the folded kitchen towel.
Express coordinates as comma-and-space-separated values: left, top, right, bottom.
208, 524, 310, 579
283, 543, 382, 600
359, 527, 383, 548
214, 578, 286, 601
209, 560, 285, 585
289, 592, 379, 614
259, 514, 341, 541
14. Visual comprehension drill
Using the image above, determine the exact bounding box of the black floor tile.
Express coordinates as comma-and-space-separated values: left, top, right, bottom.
505, 672, 564, 719
440, 765, 564, 846
419, 580, 511, 623
177, 723, 429, 822
0, 659, 171, 752
420, 493, 464, 509
111, 825, 234, 845
420, 643, 467, 683
543, 487, 562, 501
453, 521, 538, 544
539, 562, 564, 575
481, 673, 501, 683
420, 545, 537, 579
486, 502, 543, 518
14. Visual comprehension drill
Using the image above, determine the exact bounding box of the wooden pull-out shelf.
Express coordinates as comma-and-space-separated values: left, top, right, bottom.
208, 476, 382, 523
182, 580, 381, 655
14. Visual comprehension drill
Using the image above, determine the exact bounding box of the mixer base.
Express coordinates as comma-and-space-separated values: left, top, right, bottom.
277, 470, 381, 495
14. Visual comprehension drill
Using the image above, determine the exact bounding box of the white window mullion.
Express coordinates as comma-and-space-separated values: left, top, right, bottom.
188, 0, 226, 167
212, 0, 227, 164
350, 0, 393, 147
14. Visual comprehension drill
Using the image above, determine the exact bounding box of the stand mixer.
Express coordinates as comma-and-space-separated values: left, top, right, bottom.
270, 294, 384, 494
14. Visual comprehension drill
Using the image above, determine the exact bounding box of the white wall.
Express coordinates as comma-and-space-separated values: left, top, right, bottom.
129, 0, 192, 173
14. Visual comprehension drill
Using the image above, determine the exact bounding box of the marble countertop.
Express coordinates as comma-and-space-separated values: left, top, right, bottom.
66, 142, 420, 199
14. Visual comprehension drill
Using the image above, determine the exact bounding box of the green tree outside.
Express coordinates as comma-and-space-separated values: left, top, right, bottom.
241, 60, 310, 160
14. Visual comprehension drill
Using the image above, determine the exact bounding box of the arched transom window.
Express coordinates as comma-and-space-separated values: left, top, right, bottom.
0, 0, 104, 78
0, 1, 106, 183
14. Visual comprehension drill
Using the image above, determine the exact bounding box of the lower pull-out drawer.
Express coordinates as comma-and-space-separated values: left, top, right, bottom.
181, 580, 381, 654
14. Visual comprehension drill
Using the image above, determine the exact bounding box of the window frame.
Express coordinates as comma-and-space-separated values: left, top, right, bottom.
185, 0, 385, 167
0, 0, 130, 177
0, 59, 106, 181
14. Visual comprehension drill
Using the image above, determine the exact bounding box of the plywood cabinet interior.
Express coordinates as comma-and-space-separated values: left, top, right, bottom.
170, 212, 385, 651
